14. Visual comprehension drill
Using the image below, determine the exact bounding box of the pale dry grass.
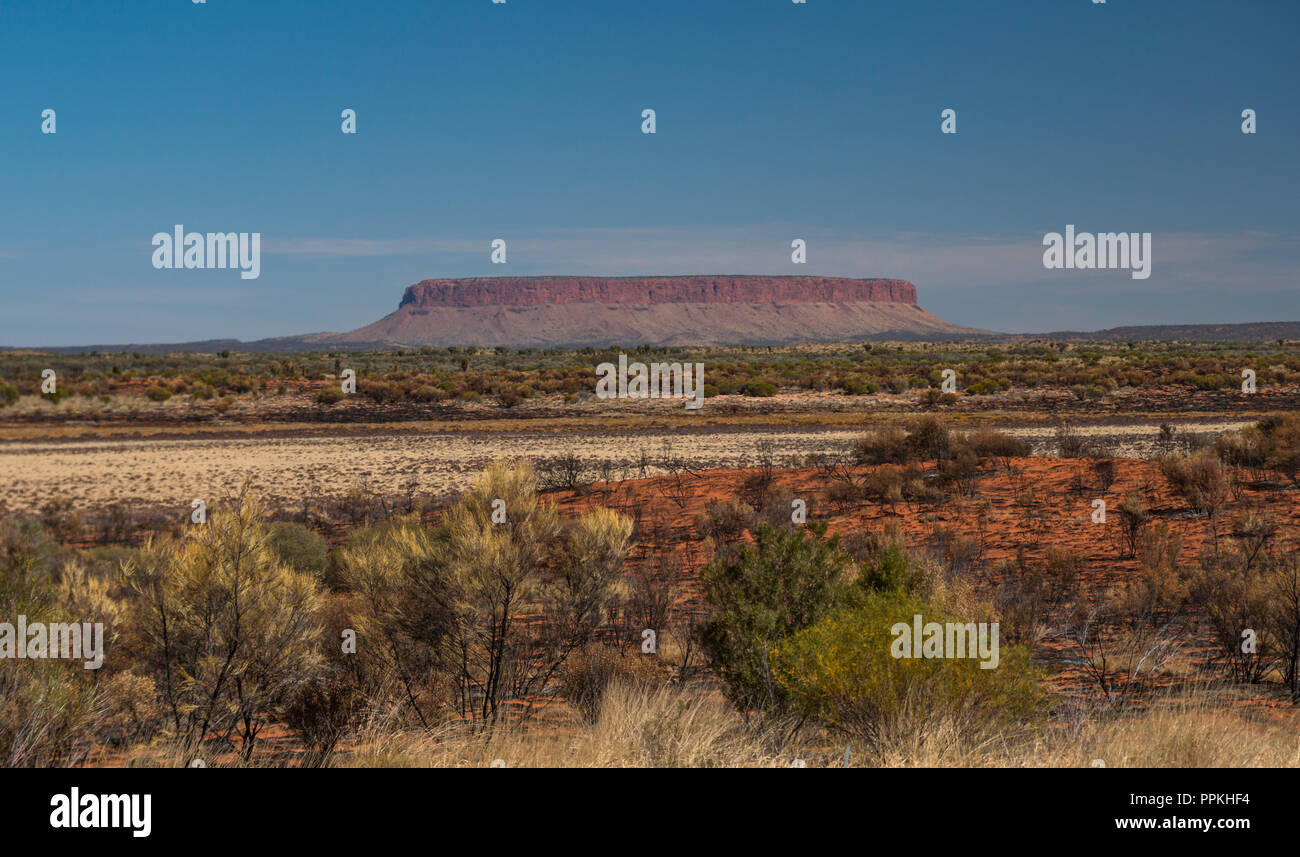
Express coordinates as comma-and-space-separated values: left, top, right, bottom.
343, 684, 781, 768
102, 685, 1299, 768
334, 686, 1298, 769
1053, 701, 1300, 768
864, 694, 1300, 768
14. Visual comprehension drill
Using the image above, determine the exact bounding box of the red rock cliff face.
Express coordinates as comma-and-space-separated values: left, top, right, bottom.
398, 276, 917, 308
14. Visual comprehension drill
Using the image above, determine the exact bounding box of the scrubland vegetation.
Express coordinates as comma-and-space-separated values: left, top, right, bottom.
3, 413, 1299, 768
2, 339, 1298, 414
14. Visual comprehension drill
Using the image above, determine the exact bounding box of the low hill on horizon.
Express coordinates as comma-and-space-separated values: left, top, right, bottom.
1021, 320, 1300, 343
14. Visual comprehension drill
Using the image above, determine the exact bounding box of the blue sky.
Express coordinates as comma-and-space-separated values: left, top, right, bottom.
1, 0, 1296, 345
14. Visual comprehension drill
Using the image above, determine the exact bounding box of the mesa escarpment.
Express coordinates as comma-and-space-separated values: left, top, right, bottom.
397, 276, 918, 308
320, 275, 983, 348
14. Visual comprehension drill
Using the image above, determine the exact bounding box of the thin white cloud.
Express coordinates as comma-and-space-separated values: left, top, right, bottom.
261, 225, 1299, 297
265, 237, 483, 257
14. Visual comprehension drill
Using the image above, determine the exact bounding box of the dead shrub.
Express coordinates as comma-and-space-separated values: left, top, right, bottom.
1160, 451, 1232, 518
854, 426, 909, 465
560, 646, 662, 723
694, 498, 755, 542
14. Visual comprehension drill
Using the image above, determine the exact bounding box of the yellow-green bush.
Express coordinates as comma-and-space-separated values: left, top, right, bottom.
771, 591, 1045, 745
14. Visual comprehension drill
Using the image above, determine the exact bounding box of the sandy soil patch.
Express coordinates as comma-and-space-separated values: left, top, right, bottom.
0, 419, 1254, 513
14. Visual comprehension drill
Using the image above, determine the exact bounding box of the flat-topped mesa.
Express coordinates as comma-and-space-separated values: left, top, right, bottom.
398, 276, 918, 309
332, 274, 979, 347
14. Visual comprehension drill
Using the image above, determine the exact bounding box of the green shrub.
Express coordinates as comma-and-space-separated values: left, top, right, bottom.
265, 521, 332, 584
145, 384, 173, 402
741, 380, 778, 397
316, 388, 345, 405
771, 591, 1045, 744
858, 539, 923, 595
698, 522, 855, 717
965, 378, 1006, 396
712, 379, 740, 395
841, 378, 880, 396
0, 518, 101, 765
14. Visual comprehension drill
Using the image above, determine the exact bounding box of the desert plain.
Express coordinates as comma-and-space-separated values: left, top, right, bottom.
2, 339, 1299, 767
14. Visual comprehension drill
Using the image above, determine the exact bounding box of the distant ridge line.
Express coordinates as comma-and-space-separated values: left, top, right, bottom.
1021, 320, 1300, 342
